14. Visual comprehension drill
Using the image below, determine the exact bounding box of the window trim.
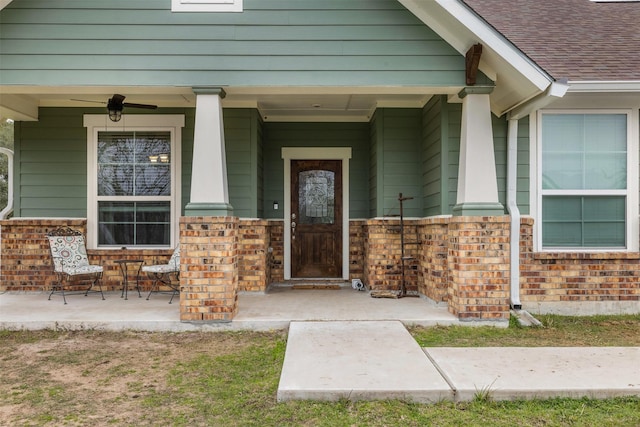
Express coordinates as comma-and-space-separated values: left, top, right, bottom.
533, 109, 638, 252
84, 115, 185, 249
171, 0, 243, 12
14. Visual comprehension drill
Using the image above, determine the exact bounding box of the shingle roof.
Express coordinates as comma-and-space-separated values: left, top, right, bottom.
462, 0, 640, 81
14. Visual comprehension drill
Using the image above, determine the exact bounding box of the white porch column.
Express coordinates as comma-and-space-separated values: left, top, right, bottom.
185, 87, 234, 216
453, 88, 504, 216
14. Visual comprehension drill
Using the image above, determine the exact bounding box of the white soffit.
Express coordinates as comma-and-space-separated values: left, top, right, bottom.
0, 85, 444, 123
398, 0, 554, 116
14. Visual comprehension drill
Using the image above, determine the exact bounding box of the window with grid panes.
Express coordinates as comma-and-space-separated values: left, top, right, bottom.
540, 113, 629, 248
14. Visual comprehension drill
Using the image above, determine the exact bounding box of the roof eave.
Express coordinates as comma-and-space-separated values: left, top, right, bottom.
398, 0, 555, 116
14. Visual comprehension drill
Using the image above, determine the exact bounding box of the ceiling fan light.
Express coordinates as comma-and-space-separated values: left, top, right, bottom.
107, 96, 124, 122
108, 109, 122, 122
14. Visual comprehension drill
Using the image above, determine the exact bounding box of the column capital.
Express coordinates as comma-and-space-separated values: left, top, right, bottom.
458, 86, 494, 99
192, 86, 227, 98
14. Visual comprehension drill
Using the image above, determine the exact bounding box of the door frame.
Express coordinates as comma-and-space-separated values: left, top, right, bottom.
282, 147, 352, 280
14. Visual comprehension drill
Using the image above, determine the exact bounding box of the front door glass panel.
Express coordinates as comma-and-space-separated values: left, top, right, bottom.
298, 170, 335, 224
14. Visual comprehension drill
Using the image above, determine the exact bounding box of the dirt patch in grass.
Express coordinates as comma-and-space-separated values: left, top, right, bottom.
0, 330, 285, 426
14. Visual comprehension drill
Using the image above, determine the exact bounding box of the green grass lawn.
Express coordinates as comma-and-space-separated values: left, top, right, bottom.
411, 313, 640, 347
1, 314, 639, 426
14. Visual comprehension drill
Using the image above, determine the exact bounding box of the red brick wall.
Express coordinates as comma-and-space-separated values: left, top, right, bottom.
349, 220, 366, 281
237, 220, 269, 292
267, 221, 284, 283
0, 218, 172, 292
363, 219, 419, 293
5, 216, 637, 320
417, 217, 449, 303
361, 216, 511, 320
520, 218, 640, 307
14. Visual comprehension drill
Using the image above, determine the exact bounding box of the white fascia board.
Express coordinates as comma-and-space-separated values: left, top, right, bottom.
507, 80, 570, 120
567, 81, 640, 92
397, 0, 553, 91
0, 0, 13, 10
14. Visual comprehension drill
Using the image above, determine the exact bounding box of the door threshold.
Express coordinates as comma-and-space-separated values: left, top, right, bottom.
292, 284, 342, 290
269, 280, 351, 291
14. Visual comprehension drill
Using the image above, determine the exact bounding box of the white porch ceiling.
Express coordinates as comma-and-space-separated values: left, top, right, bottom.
0, 85, 459, 122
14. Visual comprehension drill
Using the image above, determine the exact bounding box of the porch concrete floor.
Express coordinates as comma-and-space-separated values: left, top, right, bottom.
0, 284, 460, 332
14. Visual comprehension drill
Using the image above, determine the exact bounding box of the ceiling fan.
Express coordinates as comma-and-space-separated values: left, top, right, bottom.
72, 94, 157, 122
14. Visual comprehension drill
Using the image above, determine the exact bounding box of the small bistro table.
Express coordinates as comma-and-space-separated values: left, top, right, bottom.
114, 259, 144, 300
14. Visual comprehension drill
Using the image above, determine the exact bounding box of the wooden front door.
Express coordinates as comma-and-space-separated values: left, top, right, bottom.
290, 160, 342, 278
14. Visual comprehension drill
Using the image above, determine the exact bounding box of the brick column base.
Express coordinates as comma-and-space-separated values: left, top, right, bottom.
179, 216, 239, 322
448, 216, 510, 321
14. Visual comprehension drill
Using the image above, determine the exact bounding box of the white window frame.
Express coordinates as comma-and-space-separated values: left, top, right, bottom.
532, 109, 638, 252
83, 115, 184, 249
171, 0, 243, 12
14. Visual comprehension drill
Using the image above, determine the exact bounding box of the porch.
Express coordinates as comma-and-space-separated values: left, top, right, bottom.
0, 284, 461, 332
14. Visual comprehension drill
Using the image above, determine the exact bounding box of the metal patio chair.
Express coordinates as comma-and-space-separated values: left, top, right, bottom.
46, 227, 105, 304
143, 246, 180, 303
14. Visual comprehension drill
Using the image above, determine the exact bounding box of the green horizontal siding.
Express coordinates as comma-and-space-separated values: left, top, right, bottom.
15, 109, 88, 217
180, 109, 195, 216
493, 114, 507, 213
420, 101, 529, 216
517, 116, 531, 215
487, 113, 529, 215
422, 96, 444, 217
371, 109, 423, 218
262, 122, 370, 219
446, 104, 462, 214
255, 115, 264, 219
0, 0, 466, 87
13, 106, 528, 221
13, 107, 262, 219
1, 40, 457, 56
369, 112, 380, 218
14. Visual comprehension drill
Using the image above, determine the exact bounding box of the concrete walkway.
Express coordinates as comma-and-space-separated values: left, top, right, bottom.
278, 321, 640, 402
278, 321, 452, 402
2, 289, 639, 403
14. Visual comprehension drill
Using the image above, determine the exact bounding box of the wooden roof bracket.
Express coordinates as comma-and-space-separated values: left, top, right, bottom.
465, 43, 483, 85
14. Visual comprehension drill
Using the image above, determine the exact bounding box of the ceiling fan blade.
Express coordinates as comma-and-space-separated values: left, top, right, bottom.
70, 99, 106, 105
123, 102, 158, 110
